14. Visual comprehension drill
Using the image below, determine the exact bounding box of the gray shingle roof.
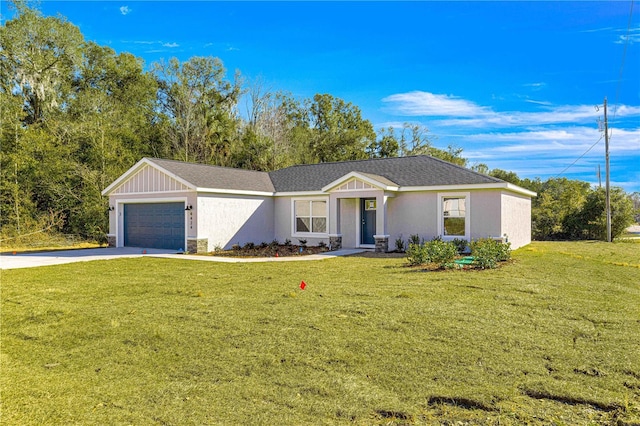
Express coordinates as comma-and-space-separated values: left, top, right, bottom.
268, 156, 503, 192
147, 158, 275, 193
146, 155, 504, 193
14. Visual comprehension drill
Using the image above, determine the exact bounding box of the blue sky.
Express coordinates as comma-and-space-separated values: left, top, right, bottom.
2, 1, 639, 192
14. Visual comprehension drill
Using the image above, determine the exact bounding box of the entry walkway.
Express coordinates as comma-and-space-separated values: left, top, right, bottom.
0, 247, 365, 270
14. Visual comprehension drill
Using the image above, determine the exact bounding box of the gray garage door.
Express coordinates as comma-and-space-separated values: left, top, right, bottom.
124, 203, 185, 250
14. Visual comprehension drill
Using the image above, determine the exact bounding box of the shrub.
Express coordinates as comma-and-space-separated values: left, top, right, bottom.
298, 239, 307, 248
243, 242, 255, 250
395, 235, 405, 252
406, 239, 457, 269
408, 234, 421, 246
451, 238, 469, 254
269, 239, 279, 249
406, 243, 427, 266
317, 241, 327, 248
424, 238, 458, 268
284, 239, 292, 246
471, 238, 511, 269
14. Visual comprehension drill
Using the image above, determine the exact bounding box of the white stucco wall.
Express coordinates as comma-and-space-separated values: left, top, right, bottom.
197, 193, 274, 250
468, 191, 502, 242
500, 191, 532, 249
386, 192, 438, 245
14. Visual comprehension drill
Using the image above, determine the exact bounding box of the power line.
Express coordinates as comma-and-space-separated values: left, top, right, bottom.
552, 134, 604, 179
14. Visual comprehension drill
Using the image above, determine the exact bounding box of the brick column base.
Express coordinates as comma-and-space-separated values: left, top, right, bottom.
107, 235, 116, 247
374, 235, 389, 253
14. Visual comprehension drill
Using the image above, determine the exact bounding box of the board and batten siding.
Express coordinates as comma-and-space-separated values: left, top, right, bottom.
112, 164, 190, 194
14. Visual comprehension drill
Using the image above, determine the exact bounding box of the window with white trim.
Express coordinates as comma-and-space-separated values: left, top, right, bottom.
294, 200, 327, 234
438, 193, 470, 239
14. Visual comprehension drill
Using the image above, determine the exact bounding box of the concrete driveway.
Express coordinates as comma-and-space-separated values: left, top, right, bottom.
0, 247, 365, 270
0, 247, 178, 270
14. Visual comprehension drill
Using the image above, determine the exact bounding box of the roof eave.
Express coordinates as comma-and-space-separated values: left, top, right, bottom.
196, 187, 275, 197
398, 182, 536, 197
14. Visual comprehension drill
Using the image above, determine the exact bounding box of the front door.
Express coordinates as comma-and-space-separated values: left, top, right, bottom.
360, 198, 376, 245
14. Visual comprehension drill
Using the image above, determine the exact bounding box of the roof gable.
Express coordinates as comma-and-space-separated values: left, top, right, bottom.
112, 163, 191, 195
322, 172, 399, 192
102, 159, 195, 196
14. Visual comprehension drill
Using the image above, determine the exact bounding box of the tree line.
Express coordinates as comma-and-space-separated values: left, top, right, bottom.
0, 2, 635, 243
472, 167, 636, 240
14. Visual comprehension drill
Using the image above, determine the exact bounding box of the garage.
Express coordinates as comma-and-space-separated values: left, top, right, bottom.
124, 203, 185, 250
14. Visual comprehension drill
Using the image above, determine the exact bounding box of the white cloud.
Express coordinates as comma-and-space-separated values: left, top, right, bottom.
382, 91, 490, 117
614, 27, 640, 44
383, 91, 640, 128
120, 6, 131, 15
162, 42, 179, 48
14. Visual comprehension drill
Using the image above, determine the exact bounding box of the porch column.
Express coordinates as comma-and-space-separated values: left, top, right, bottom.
328, 193, 340, 235
374, 194, 389, 252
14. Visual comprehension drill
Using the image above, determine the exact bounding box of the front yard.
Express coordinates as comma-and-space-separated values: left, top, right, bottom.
1, 241, 639, 424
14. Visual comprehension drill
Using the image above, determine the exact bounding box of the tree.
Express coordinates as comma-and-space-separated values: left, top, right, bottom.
308, 93, 376, 163
532, 178, 591, 240
489, 169, 522, 186
369, 127, 400, 158
153, 56, 242, 165
564, 187, 634, 240
0, 1, 84, 124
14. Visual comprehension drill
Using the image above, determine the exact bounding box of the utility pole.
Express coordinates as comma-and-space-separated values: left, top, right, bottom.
604, 97, 611, 242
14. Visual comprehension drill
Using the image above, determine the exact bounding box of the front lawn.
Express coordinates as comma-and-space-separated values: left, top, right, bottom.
1, 241, 639, 424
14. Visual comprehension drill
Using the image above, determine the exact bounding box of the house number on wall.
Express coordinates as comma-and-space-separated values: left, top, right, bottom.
189, 212, 193, 229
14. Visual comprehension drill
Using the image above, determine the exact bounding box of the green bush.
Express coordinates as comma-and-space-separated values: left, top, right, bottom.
424, 238, 458, 268
471, 238, 511, 269
451, 238, 469, 254
406, 239, 457, 269
406, 243, 426, 266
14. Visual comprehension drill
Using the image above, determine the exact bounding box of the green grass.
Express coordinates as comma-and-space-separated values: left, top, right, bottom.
2, 241, 639, 425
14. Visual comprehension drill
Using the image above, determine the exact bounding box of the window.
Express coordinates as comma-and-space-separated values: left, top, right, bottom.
438, 193, 469, 239
294, 200, 327, 234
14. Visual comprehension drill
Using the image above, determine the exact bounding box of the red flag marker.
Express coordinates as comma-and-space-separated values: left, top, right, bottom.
275, 252, 279, 257
300, 280, 307, 290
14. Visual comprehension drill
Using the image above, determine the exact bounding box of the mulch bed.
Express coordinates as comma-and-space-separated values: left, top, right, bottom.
210, 244, 329, 258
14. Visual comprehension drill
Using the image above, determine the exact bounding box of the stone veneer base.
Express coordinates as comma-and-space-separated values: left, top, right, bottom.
374, 235, 389, 253
329, 235, 342, 251
187, 238, 208, 254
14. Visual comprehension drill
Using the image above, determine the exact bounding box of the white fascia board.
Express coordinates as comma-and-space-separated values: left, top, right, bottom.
398, 183, 536, 197
274, 191, 327, 197
321, 171, 399, 192
101, 158, 197, 196
196, 187, 275, 197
